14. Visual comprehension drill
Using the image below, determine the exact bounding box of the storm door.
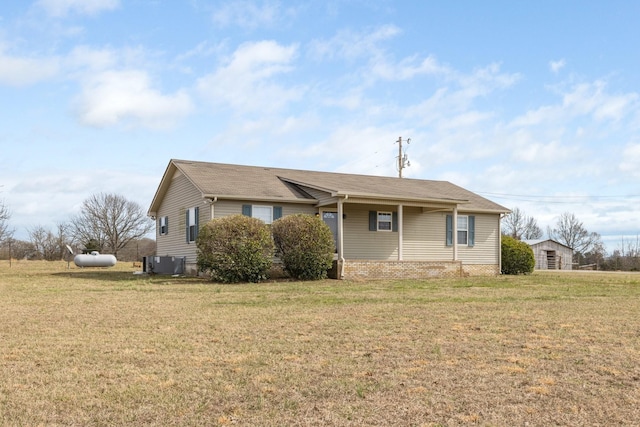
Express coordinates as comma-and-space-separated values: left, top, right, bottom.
322, 211, 338, 253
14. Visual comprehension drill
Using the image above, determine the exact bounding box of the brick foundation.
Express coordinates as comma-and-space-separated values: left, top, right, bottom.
336, 260, 499, 280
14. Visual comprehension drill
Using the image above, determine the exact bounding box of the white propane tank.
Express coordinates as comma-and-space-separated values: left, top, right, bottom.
74, 251, 117, 268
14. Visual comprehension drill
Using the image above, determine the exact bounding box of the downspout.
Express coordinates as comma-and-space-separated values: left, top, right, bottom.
499, 213, 505, 274
338, 195, 347, 279
206, 197, 218, 220
453, 205, 458, 261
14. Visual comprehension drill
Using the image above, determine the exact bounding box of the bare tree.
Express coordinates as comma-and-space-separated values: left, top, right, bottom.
548, 212, 603, 261
71, 193, 154, 258
28, 222, 73, 261
0, 199, 13, 245
502, 207, 543, 240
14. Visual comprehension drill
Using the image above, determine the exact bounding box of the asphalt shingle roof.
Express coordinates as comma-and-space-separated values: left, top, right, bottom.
150, 159, 509, 213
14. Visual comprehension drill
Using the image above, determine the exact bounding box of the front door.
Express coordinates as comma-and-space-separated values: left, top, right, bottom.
322, 211, 338, 252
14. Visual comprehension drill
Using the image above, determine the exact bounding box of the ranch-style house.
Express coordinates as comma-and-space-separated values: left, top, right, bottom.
148, 159, 510, 279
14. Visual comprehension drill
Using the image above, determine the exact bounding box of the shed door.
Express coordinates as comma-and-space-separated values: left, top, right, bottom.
546, 250, 556, 269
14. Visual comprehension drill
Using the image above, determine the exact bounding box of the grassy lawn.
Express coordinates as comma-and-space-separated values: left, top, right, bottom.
1, 261, 639, 426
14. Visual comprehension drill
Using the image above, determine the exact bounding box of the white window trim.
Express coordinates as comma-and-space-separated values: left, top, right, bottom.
252, 205, 274, 224
377, 211, 393, 232
457, 215, 469, 246
188, 207, 198, 242
159, 216, 168, 235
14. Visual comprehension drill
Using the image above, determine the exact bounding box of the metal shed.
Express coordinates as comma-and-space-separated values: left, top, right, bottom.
523, 239, 573, 270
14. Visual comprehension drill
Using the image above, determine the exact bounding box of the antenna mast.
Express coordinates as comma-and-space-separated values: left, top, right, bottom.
396, 136, 411, 178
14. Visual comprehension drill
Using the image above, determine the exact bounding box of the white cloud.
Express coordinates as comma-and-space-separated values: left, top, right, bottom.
549, 59, 566, 73
196, 40, 302, 112
309, 25, 401, 62
36, 0, 119, 17
0, 49, 60, 86
619, 142, 640, 177
74, 69, 193, 129
211, 0, 293, 29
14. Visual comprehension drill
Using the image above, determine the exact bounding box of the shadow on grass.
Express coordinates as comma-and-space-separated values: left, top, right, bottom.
51, 270, 207, 285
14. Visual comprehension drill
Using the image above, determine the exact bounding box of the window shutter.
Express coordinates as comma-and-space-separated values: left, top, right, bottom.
392, 212, 398, 232
185, 209, 190, 243
369, 211, 377, 231
242, 205, 252, 216
165, 216, 168, 234
468, 215, 475, 247
446, 214, 453, 246
273, 206, 283, 220
194, 207, 200, 240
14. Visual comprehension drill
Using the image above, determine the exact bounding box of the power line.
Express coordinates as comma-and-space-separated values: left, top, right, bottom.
474, 191, 640, 199
473, 191, 640, 204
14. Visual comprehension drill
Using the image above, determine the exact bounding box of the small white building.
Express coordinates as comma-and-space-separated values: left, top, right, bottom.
523, 239, 573, 270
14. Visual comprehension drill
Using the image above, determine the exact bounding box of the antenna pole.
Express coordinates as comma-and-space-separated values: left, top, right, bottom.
396, 136, 411, 178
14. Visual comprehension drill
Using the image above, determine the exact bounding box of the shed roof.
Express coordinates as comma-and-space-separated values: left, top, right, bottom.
523, 239, 573, 250
148, 159, 510, 215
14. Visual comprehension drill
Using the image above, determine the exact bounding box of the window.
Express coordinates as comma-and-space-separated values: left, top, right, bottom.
377, 212, 392, 231
242, 205, 283, 224
159, 216, 168, 235
446, 214, 475, 247
253, 206, 273, 224
457, 216, 468, 245
186, 207, 199, 243
369, 211, 397, 232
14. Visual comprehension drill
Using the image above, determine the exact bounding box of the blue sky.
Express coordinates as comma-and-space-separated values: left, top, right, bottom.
1, 0, 639, 252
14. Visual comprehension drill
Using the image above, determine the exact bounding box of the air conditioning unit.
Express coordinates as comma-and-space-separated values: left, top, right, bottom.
143, 256, 186, 275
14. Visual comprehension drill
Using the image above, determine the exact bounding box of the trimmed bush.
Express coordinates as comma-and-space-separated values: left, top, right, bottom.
501, 235, 535, 275
271, 214, 335, 280
196, 215, 274, 283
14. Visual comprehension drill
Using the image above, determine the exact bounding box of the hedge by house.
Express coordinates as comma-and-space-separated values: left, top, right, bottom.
196, 214, 274, 283
271, 214, 335, 280
501, 235, 535, 275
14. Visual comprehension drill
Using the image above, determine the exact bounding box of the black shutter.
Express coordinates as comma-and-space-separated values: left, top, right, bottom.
446, 214, 453, 246
242, 205, 252, 216
392, 212, 398, 232
273, 206, 283, 220
369, 211, 377, 231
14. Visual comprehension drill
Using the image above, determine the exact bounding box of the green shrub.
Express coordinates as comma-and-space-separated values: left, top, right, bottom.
196, 215, 274, 283
501, 235, 535, 275
271, 214, 335, 280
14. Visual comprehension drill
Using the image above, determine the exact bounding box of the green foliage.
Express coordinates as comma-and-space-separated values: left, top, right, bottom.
196, 215, 274, 283
271, 214, 335, 280
501, 235, 535, 275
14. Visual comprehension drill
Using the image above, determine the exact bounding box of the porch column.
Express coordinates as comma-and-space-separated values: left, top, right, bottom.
453, 205, 458, 261
337, 198, 344, 260
398, 204, 403, 261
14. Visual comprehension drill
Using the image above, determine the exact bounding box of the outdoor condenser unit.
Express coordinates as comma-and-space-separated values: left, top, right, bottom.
143, 256, 186, 275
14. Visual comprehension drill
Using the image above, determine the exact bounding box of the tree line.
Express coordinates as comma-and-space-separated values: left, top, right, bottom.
502, 207, 638, 271
0, 193, 155, 262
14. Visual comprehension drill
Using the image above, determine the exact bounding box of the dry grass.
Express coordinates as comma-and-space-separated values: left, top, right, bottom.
1, 261, 640, 426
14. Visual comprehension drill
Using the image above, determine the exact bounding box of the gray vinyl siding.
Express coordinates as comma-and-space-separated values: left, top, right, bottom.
157, 189, 318, 264
457, 213, 500, 265
403, 207, 448, 260
155, 173, 206, 263
343, 205, 399, 260
343, 206, 500, 264
297, 186, 335, 206
210, 200, 317, 220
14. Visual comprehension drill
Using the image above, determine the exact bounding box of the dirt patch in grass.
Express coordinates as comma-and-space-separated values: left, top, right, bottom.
1, 261, 639, 425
